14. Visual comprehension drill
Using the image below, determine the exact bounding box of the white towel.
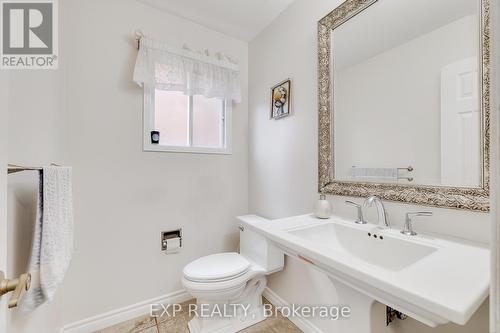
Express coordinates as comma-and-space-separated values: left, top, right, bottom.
351, 167, 398, 180
20, 166, 74, 310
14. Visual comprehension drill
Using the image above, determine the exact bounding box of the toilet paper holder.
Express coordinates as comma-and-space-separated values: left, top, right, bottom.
161, 229, 182, 252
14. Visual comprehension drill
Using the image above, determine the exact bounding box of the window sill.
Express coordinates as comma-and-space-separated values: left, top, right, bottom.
143, 144, 232, 155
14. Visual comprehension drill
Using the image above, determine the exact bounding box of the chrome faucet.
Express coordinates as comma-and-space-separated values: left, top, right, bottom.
401, 212, 432, 236
363, 196, 389, 228
345, 201, 367, 224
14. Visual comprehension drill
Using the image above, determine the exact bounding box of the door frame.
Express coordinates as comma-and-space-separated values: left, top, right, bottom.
0, 70, 10, 333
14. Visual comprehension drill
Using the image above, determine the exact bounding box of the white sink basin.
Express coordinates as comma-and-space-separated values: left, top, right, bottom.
289, 223, 437, 271
237, 214, 489, 329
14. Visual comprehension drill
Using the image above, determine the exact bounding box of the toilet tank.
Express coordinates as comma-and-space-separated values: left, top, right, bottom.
237, 215, 284, 274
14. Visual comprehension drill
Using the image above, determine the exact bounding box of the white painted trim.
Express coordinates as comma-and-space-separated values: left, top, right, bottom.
0, 65, 10, 333
62, 287, 322, 333
61, 290, 191, 333
263, 287, 325, 333
144, 144, 232, 155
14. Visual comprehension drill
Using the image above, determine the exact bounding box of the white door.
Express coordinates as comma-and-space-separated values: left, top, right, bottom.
0, 71, 10, 332
440, 57, 480, 186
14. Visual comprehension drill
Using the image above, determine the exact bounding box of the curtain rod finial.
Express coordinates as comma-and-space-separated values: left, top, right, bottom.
134, 29, 144, 38
134, 30, 144, 50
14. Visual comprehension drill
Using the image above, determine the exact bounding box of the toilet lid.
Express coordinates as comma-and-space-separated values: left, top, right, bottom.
183, 252, 251, 282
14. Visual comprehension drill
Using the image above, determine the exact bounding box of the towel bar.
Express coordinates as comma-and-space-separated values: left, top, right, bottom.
7, 163, 61, 174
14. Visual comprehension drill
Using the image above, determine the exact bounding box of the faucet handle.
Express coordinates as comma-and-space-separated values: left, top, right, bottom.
345, 201, 367, 224
402, 212, 433, 236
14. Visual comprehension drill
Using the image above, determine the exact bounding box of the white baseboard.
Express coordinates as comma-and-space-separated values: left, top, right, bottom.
263, 287, 324, 333
62, 287, 321, 333
62, 290, 191, 333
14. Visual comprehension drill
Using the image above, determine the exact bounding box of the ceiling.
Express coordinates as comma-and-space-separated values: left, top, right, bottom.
137, 0, 296, 41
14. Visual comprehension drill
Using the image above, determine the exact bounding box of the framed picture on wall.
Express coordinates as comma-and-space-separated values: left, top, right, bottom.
270, 79, 291, 119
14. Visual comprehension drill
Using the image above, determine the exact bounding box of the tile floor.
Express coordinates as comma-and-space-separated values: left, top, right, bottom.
94, 298, 302, 333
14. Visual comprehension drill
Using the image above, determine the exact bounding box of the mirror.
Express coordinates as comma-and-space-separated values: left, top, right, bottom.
318, 0, 491, 211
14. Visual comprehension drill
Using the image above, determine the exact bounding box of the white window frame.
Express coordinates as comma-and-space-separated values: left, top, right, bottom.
143, 85, 232, 155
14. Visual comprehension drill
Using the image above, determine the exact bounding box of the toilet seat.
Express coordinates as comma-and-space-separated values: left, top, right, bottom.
183, 252, 251, 283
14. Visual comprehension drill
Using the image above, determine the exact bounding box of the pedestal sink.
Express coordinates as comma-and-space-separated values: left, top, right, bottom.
289, 223, 437, 271
237, 214, 489, 332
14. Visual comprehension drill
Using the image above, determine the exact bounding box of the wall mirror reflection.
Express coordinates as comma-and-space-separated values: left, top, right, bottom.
318, 0, 491, 210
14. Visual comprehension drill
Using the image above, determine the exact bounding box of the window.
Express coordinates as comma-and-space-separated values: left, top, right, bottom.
143, 87, 231, 154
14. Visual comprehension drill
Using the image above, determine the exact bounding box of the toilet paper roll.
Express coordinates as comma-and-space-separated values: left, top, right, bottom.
165, 237, 181, 254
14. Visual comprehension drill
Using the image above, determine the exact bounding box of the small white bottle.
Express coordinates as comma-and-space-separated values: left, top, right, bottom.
314, 194, 332, 219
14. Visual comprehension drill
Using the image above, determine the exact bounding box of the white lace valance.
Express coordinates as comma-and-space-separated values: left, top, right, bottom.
133, 36, 241, 103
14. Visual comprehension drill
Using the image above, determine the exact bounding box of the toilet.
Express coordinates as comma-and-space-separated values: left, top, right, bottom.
182, 215, 284, 333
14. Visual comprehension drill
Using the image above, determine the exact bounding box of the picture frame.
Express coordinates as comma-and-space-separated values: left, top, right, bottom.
270, 79, 291, 119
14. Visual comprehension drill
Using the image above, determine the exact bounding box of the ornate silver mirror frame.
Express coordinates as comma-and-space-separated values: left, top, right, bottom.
318, 0, 491, 211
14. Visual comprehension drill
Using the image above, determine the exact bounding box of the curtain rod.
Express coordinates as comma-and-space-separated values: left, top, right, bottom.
133, 30, 239, 69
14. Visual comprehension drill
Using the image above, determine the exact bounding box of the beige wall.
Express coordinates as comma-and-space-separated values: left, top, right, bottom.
4, 0, 496, 332
6, 0, 248, 330
248, 0, 491, 332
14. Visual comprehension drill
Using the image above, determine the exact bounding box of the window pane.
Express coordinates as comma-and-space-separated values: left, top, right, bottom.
155, 90, 188, 146
192, 95, 223, 148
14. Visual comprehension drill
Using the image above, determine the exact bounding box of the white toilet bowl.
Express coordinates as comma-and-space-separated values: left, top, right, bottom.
181, 215, 285, 333
182, 252, 267, 333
